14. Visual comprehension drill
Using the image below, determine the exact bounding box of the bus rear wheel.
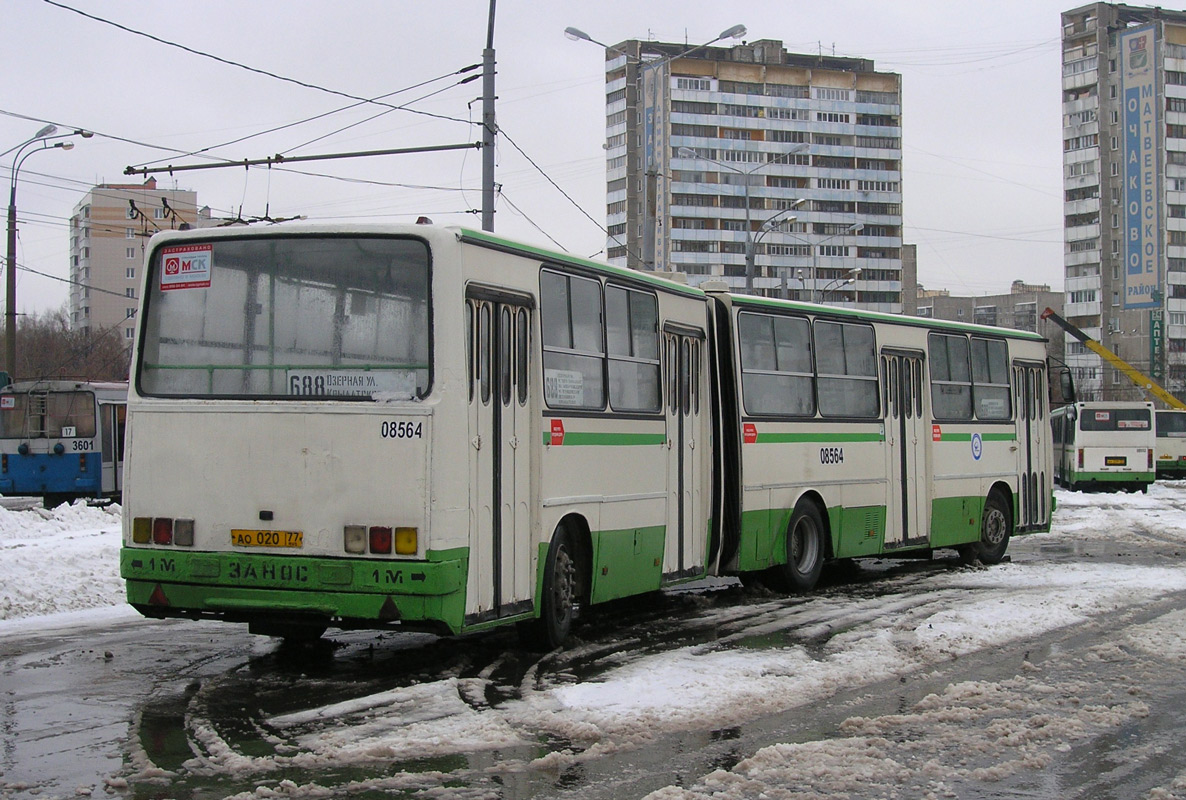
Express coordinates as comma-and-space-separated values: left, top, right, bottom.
777, 501, 826, 592
960, 492, 1011, 565
519, 528, 578, 651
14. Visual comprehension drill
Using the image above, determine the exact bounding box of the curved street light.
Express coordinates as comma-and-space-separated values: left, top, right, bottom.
567, 25, 746, 271
677, 146, 806, 294
5, 127, 91, 377
820, 267, 863, 303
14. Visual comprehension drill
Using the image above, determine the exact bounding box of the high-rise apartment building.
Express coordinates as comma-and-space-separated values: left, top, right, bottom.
603, 38, 903, 311
1062, 3, 1186, 401
69, 178, 199, 345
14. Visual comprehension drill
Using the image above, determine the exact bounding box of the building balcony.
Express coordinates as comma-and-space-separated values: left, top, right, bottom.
1064, 197, 1100, 215
1061, 71, 1098, 92
1065, 300, 1102, 318
1065, 222, 1100, 240
1066, 273, 1101, 293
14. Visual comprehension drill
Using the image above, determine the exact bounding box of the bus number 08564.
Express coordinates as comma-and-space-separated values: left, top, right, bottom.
382, 420, 423, 439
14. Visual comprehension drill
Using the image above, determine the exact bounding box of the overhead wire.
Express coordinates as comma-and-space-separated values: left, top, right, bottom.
43, 0, 474, 125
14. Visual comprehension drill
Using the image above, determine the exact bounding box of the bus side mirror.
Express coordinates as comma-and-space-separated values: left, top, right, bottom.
1051, 366, 1076, 406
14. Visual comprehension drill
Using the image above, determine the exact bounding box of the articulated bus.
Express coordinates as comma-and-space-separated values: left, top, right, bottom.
1051, 401, 1155, 492
1155, 409, 1186, 479
0, 380, 127, 506
120, 223, 1053, 645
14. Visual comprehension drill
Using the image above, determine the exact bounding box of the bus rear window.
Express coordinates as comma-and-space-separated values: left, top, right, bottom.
1157, 411, 1186, 437
1080, 408, 1150, 431
0, 391, 96, 438
138, 236, 431, 399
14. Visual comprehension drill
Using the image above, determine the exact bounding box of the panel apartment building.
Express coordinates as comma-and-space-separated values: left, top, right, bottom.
69, 178, 199, 346
603, 38, 903, 311
1062, 3, 1186, 401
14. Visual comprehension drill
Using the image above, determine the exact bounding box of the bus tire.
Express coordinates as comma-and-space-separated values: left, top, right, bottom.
961, 492, 1011, 565
519, 528, 578, 651
777, 501, 826, 593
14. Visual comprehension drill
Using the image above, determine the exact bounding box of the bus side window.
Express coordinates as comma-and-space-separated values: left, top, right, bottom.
517, 308, 529, 406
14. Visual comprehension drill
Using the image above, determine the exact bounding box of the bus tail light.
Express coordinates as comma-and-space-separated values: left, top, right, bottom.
1078, 448, 1084, 469
395, 527, 418, 555
369, 526, 393, 554
79, 454, 87, 472
344, 525, 366, 554
132, 517, 151, 544
173, 519, 195, 547
1, 454, 7, 472
152, 518, 173, 545
1149, 449, 1154, 470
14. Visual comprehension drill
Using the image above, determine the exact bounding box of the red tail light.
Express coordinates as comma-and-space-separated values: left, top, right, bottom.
152, 518, 173, 545
369, 526, 393, 554
1149, 449, 1154, 469
1078, 448, 1084, 469
79, 454, 87, 472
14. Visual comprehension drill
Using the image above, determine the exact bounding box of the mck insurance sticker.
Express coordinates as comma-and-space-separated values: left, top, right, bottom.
160, 243, 212, 291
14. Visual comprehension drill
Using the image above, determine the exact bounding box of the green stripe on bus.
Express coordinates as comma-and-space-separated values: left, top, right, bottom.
754, 432, 884, 443
939, 432, 1017, 442
542, 431, 668, 446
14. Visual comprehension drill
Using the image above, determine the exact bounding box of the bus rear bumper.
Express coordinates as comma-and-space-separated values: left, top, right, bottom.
121, 547, 468, 634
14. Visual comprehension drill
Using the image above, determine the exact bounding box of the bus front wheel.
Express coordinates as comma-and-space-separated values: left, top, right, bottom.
519, 528, 578, 651
777, 501, 826, 592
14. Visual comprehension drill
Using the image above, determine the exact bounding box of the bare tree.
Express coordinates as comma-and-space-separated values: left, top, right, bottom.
2, 306, 131, 383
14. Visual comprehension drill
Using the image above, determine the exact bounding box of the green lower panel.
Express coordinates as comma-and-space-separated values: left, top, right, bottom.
590, 525, 665, 603
929, 496, 984, 548
737, 507, 788, 572
830, 505, 886, 558
1069, 470, 1155, 485
121, 547, 468, 633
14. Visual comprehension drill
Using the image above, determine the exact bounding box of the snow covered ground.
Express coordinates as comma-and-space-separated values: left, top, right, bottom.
4, 487, 1186, 798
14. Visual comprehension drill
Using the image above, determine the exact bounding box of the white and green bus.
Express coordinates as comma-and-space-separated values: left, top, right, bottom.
121, 223, 1054, 646
1155, 409, 1186, 479
1052, 401, 1156, 492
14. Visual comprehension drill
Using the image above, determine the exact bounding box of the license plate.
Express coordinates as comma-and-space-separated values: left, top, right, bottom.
1104, 456, 1127, 466
231, 529, 303, 548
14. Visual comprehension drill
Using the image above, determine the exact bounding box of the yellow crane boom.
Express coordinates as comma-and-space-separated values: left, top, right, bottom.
1041, 307, 1186, 410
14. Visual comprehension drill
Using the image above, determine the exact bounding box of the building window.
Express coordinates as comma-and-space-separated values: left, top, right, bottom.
813, 87, 850, 101
819, 245, 850, 257
125, 328, 135, 340
817, 112, 850, 124
126, 207, 136, 220
676, 77, 712, 91
126, 308, 136, 319
153, 208, 165, 219
126, 227, 135, 239
126, 267, 135, 279
1113, 291, 1120, 306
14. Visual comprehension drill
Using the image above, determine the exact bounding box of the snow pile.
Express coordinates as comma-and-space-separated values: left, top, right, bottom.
0, 500, 123, 624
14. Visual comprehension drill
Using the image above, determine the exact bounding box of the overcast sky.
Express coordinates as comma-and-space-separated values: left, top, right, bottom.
3, 0, 1073, 316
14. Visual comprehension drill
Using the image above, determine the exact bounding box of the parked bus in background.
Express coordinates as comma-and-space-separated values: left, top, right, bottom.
0, 380, 127, 506
1155, 409, 1186, 479
1052, 401, 1155, 492
120, 223, 1054, 646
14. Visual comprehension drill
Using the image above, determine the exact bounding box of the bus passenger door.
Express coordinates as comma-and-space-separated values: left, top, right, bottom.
467, 293, 533, 621
664, 329, 704, 579
882, 350, 929, 548
1013, 362, 1050, 530
99, 402, 121, 496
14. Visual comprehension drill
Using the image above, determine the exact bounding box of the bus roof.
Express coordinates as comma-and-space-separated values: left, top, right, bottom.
143, 222, 1045, 342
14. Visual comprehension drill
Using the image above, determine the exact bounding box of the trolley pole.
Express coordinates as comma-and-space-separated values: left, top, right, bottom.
481, 0, 497, 232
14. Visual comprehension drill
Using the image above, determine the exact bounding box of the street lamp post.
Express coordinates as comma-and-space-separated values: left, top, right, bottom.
566, 25, 746, 271
811, 222, 863, 302
820, 268, 862, 303
5, 126, 89, 378
678, 146, 805, 294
